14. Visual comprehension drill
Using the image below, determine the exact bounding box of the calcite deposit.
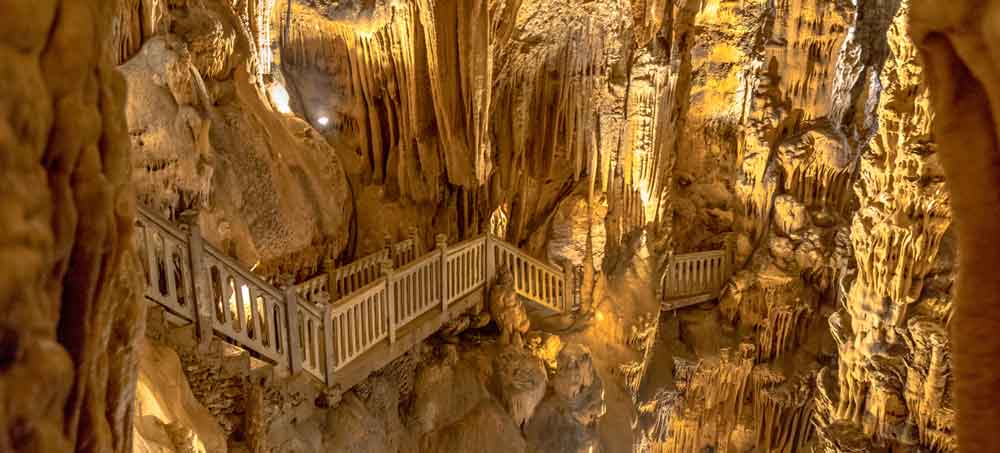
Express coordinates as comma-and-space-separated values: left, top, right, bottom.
2, 0, 996, 452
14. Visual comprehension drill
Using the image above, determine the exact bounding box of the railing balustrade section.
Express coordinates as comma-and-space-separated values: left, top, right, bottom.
329, 281, 389, 371
135, 208, 196, 322
136, 206, 570, 389
391, 253, 441, 327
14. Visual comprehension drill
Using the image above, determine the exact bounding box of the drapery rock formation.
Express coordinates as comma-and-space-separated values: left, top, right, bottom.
120, 0, 354, 279
4, 0, 994, 452
814, 4, 957, 450
0, 1, 143, 452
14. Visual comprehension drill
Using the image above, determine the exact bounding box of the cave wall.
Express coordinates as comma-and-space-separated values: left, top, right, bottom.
118, 0, 354, 281
0, 1, 143, 452
814, 2, 956, 450
633, 0, 960, 451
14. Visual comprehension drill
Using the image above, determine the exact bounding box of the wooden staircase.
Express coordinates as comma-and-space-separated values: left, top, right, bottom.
134, 205, 576, 392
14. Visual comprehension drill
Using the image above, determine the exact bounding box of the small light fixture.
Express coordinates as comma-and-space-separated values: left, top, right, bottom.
267, 82, 292, 114
317, 116, 329, 126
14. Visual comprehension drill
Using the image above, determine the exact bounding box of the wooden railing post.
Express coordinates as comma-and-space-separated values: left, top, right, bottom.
485, 234, 496, 287
383, 233, 393, 262
381, 258, 396, 344
436, 234, 448, 313
283, 287, 303, 375
323, 303, 335, 385
185, 221, 214, 349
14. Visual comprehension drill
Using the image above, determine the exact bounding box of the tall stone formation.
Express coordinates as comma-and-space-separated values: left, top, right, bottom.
636, 0, 945, 451
0, 1, 142, 452
2, 0, 994, 452
814, 2, 956, 451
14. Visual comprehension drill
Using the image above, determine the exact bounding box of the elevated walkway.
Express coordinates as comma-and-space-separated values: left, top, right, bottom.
134, 206, 575, 391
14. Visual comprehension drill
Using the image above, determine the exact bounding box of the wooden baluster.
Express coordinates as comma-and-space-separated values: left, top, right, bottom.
335, 314, 344, 369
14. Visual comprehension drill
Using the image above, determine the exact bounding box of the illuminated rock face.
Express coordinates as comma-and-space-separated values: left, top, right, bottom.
0, 0, 970, 452
814, 2, 957, 451
121, 0, 354, 280
641, 0, 957, 451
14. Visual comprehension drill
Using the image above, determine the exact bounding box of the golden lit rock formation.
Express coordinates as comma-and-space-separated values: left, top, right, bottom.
4, 0, 996, 451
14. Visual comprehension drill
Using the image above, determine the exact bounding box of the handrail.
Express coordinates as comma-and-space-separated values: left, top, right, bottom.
489, 235, 564, 276
203, 244, 284, 300
670, 249, 726, 262
135, 207, 571, 391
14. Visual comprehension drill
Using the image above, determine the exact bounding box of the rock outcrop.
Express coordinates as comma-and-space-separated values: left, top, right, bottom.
814, 3, 957, 451
0, 1, 143, 452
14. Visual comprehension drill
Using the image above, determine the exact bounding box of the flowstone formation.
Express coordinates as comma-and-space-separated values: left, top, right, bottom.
635, 0, 957, 451
116, 0, 354, 281
813, 2, 956, 451
2, 0, 981, 452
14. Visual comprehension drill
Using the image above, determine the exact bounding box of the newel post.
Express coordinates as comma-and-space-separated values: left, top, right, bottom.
185, 221, 214, 349
436, 234, 448, 313
282, 286, 303, 375
384, 233, 394, 263
381, 258, 396, 344
324, 257, 338, 302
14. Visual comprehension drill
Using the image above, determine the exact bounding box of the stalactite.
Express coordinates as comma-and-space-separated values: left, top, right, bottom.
815, 3, 956, 449
111, 0, 167, 64
490, 20, 606, 243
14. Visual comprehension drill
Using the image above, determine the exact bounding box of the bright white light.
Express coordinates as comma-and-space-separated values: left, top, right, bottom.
317, 116, 329, 126
267, 82, 291, 114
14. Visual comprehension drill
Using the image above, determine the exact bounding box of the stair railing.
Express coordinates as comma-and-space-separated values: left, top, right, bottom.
135, 207, 573, 388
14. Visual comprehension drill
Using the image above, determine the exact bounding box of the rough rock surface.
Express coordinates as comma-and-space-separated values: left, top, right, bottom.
4, 0, 991, 452
0, 1, 143, 452
813, 3, 957, 451
133, 339, 228, 453
907, 1, 1000, 451
122, 0, 353, 280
